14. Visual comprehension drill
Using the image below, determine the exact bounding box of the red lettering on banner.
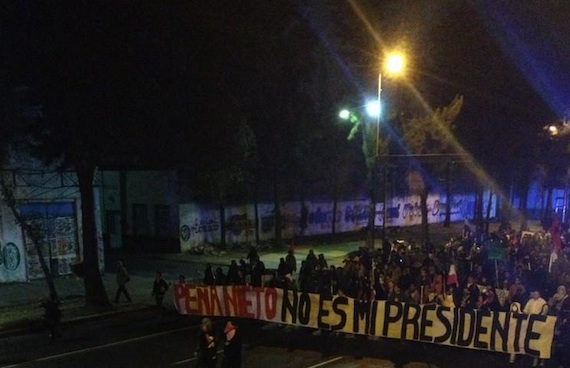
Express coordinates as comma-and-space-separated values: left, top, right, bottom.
188, 285, 198, 314
265, 287, 277, 320
197, 287, 211, 315
236, 286, 248, 317
210, 287, 223, 315
223, 286, 239, 316
254, 287, 264, 319
244, 288, 255, 318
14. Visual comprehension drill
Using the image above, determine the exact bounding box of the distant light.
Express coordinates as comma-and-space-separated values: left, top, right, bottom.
339, 109, 350, 120
365, 101, 380, 118
549, 125, 559, 135
385, 53, 406, 75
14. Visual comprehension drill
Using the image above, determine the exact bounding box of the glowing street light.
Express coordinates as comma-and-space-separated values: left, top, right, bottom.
365, 100, 380, 118
374, 51, 407, 156
385, 53, 406, 75
339, 109, 351, 120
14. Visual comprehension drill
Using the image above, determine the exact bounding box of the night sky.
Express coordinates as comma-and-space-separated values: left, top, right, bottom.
2, 0, 570, 200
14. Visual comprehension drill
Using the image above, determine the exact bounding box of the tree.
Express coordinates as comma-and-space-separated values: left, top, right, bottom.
344, 110, 389, 247
0, 179, 59, 300
1, 1, 193, 306
401, 95, 464, 241
536, 120, 570, 228
193, 120, 257, 247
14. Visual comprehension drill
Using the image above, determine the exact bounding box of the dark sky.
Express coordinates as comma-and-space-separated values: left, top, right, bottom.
3, 0, 570, 193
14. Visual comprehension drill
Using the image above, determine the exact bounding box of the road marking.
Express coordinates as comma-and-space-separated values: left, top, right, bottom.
1, 326, 195, 367
170, 350, 224, 366
306, 356, 343, 368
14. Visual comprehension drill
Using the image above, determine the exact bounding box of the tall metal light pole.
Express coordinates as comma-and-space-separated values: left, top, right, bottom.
377, 53, 406, 245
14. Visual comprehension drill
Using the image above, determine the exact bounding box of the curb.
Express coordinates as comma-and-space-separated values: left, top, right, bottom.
0, 303, 154, 339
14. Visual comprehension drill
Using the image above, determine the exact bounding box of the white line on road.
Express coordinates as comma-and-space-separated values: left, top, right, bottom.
170, 350, 224, 366
1, 326, 195, 368
306, 356, 343, 368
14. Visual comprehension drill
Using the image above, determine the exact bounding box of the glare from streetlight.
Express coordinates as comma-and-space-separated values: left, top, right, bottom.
365, 100, 380, 118
549, 125, 559, 135
385, 53, 406, 75
339, 109, 351, 120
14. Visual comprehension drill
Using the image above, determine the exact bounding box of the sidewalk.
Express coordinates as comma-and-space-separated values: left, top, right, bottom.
0, 272, 158, 338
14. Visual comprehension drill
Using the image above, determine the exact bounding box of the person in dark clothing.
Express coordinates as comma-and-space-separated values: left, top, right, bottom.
299, 260, 312, 292
114, 259, 132, 303
227, 260, 242, 285
214, 267, 227, 286
203, 263, 215, 285
41, 294, 61, 341
246, 247, 259, 264
285, 249, 297, 275
277, 257, 291, 278
251, 260, 265, 287
222, 320, 242, 368
151, 271, 169, 308
317, 253, 328, 269
480, 287, 501, 312
196, 318, 217, 368
306, 249, 317, 268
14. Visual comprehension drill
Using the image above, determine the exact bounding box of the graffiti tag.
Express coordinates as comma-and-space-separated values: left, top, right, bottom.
226, 214, 254, 236
179, 218, 220, 241
0, 242, 21, 271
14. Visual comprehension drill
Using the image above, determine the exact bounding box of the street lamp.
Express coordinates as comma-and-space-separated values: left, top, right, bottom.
376, 52, 406, 153
376, 52, 406, 245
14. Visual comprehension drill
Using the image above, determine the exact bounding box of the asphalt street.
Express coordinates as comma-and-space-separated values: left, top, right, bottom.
0, 308, 519, 368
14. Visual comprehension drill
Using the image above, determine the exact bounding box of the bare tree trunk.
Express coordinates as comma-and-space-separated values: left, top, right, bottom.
444, 162, 451, 228
485, 190, 493, 234
0, 180, 58, 300
273, 173, 282, 247
420, 188, 430, 242
519, 180, 530, 232
367, 160, 377, 248
332, 198, 338, 237
476, 186, 484, 234
543, 187, 553, 230
254, 184, 260, 245
219, 204, 226, 247
119, 170, 127, 248
77, 166, 109, 307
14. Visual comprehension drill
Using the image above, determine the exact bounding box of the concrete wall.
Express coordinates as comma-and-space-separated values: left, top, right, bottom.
179, 192, 494, 251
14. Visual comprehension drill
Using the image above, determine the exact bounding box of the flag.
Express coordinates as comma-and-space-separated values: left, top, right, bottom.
549, 250, 559, 273
447, 264, 458, 286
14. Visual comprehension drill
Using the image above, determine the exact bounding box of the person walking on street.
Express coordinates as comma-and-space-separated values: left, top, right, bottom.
152, 271, 169, 308
196, 318, 217, 368
41, 293, 61, 341
221, 320, 242, 368
114, 259, 132, 303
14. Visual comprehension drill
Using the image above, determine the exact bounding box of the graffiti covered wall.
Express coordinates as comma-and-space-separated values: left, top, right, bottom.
0, 205, 26, 282
179, 192, 493, 250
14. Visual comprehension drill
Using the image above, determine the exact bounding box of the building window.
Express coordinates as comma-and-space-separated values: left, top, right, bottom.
132, 204, 148, 235
154, 205, 171, 237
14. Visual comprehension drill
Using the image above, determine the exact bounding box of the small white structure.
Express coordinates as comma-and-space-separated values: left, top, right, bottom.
0, 150, 103, 283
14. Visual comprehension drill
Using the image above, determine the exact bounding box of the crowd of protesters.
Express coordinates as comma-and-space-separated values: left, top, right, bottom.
201, 217, 570, 366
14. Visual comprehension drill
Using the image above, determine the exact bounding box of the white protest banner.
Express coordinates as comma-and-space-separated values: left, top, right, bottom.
174, 284, 556, 358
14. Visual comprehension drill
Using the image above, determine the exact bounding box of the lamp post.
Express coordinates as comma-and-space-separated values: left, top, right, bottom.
339, 52, 406, 248
376, 52, 406, 245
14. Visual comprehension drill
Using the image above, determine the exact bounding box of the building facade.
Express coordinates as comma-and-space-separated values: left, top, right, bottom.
0, 152, 104, 283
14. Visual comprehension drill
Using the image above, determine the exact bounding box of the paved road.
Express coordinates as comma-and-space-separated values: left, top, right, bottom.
0, 310, 522, 368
